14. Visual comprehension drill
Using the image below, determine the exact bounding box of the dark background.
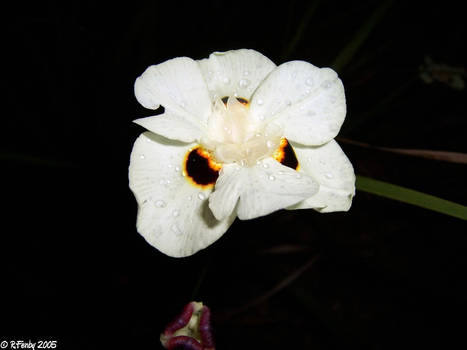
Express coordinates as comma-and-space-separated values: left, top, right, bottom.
3, 1, 466, 349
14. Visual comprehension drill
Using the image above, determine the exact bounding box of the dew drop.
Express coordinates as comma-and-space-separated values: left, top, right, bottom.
305, 77, 314, 86
171, 224, 183, 236
322, 81, 332, 89
139, 154, 145, 159
262, 163, 269, 168
198, 192, 206, 200
259, 115, 265, 121
256, 99, 264, 106
243, 70, 250, 76
268, 175, 276, 181
175, 166, 180, 172
238, 79, 250, 88
155, 200, 166, 208
172, 209, 180, 217
167, 164, 173, 169
266, 140, 275, 148
325, 173, 334, 179
187, 195, 192, 201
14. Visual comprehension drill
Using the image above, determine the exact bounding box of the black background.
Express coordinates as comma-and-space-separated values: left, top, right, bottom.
3, 1, 467, 349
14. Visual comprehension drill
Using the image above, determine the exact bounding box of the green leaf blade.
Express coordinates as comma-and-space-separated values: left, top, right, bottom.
356, 175, 467, 221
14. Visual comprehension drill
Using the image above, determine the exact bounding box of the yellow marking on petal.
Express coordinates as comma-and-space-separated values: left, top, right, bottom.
221, 96, 250, 107
273, 138, 300, 170
184, 146, 222, 189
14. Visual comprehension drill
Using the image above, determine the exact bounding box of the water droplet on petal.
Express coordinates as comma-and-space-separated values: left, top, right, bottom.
238, 79, 250, 88
268, 175, 276, 181
198, 192, 206, 200
262, 163, 269, 168
139, 154, 145, 159
322, 81, 332, 89
175, 166, 180, 172
305, 77, 314, 86
187, 195, 192, 201
171, 224, 183, 236
155, 200, 166, 208
257, 99, 264, 106
259, 115, 265, 121
266, 140, 275, 148
172, 209, 180, 217
243, 70, 250, 76
325, 173, 334, 179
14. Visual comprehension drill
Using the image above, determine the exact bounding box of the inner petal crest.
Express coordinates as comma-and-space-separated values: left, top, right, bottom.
202, 96, 283, 166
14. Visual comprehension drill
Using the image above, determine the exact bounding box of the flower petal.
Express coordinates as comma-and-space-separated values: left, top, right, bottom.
134, 109, 203, 143
288, 140, 355, 212
198, 49, 276, 101
250, 61, 346, 146
208, 158, 319, 221
129, 132, 235, 257
134, 57, 212, 133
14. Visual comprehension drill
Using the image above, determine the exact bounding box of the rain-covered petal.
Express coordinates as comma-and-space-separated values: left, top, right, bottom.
208, 158, 319, 221
250, 61, 346, 146
134, 109, 204, 143
288, 140, 355, 212
134, 57, 211, 140
129, 132, 235, 257
198, 49, 276, 101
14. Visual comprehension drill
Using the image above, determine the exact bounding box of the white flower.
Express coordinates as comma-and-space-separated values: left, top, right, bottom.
129, 49, 355, 257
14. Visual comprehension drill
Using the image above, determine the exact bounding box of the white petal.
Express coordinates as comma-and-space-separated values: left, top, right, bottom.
134, 57, 212, 129
288, 140, 355, 212
250, 61, 346, 146
198, 49, 276, 101
134, 108, 203, 143
209, 158, 319, 221
129, 132, 235, 257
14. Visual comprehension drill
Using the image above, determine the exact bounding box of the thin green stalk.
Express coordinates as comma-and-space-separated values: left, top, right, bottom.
356, 175, 467, 220
331, 0, 393, 72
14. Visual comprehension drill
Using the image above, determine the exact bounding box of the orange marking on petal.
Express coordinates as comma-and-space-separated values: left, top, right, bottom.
221, 96, 250, 106
273, 138, 300, 170
184, 146, 222, 188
